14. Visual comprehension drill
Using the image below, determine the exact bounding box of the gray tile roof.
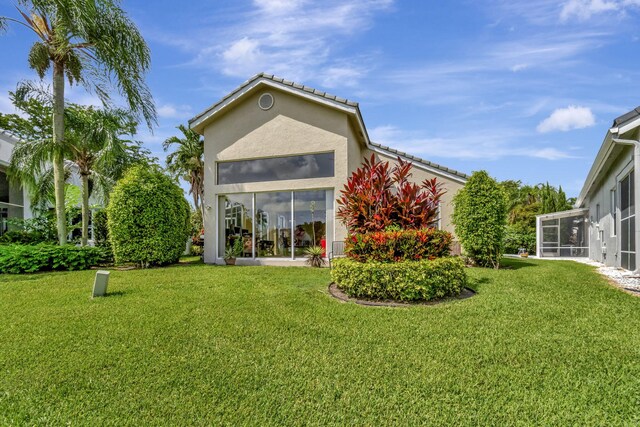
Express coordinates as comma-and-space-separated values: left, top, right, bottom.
370, 141, 469, 180
190, 73, 468, 182
613, 106, 640, 128
189, 72, 359, 125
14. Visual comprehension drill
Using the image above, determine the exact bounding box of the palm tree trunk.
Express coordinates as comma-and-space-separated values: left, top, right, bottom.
192, 191, 199, 213
52, 61, 67, 245
81, 173, 90, 246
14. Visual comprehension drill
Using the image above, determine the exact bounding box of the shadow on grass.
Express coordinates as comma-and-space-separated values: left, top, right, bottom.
500, 258, 538, 270
466, 276, 490, 292
103, 290, 127, 298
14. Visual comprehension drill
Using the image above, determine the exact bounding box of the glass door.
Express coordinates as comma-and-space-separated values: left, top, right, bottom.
620, 171, 635, 270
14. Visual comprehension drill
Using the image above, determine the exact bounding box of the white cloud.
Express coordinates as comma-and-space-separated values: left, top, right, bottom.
370, 125, 575, 161
163, 0, 394, 87
320, 66, 365, 88
536, 105, 595, 133
560, 0, 618, 21
510, 64, 528, 72
157, 103, 193, 120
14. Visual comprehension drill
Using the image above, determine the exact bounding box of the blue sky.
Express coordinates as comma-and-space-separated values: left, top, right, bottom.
2, 0, 640, 196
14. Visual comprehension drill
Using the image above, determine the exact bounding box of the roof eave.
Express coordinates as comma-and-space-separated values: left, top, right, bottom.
188, 74, 367, 145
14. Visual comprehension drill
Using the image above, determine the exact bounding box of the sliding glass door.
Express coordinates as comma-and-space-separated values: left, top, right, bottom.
220, 190, 331, 260
255, 192, 292, 258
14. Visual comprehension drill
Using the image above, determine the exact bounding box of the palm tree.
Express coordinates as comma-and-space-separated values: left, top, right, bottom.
10, 104, 151, 246
163, 124, 204, 214
65, 106, 148, 245
0, 0, 156, 245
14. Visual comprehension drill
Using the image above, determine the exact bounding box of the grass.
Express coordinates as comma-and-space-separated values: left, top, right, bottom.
0, 258, 639, 425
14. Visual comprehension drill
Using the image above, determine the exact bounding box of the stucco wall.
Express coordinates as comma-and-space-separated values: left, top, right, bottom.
199, 84, 465, 264
584, 145, 634, 267
202, 87, 357, 263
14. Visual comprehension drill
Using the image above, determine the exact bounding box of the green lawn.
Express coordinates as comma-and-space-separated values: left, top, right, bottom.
1, 258, 639, 425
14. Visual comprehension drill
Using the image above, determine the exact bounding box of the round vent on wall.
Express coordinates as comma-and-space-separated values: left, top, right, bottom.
258, 93, 274, 110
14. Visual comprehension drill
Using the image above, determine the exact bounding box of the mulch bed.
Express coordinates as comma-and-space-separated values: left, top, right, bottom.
328, 283, 476, 307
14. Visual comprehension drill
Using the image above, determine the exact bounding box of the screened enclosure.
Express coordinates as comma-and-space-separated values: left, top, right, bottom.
537, 209, 589, 258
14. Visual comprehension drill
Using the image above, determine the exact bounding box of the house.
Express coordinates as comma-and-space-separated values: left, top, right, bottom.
189, 73, 468, 265
0, 130, 31, 235
536, 106, 640, 271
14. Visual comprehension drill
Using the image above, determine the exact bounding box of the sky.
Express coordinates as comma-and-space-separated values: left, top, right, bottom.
2, 0, 640, 197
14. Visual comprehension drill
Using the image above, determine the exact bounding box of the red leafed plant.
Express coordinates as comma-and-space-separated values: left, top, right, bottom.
336, 154, 445, 233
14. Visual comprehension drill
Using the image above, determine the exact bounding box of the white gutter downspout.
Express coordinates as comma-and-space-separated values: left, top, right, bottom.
612, 137, 640, 273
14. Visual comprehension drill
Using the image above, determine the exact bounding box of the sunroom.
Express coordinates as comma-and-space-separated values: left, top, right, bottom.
535, 209, 590, 258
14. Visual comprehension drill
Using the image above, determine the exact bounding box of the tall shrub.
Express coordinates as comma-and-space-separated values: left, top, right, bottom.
452, 170, 507, 268
336, 154, 444, 233
107, 166, 190, 267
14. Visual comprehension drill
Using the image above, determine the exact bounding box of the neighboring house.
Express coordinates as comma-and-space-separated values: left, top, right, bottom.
0, 130, 32, 235
189, 73, 468, 265
537, 106, 640, 271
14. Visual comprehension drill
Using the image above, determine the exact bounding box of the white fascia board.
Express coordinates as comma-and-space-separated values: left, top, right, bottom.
536, 208, 589, 220
369, 146, 467, 185
189, 78, 361, 135
617, 116, 640, 135
575, 131, 615, 207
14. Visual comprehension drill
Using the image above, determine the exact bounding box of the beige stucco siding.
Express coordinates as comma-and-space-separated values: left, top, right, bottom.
198, 82, 465, 264
201, 87, 360, 263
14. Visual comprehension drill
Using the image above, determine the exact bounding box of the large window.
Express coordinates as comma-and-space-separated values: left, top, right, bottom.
620, 171, 635, 270
221, 194, 253, 258
255, 191, 292, 257
217, 153, 334, 185
220, 190, 332, 259
293, 190, 327, 257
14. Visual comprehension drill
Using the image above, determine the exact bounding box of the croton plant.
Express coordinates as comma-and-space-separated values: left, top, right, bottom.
336, 154, 445, 233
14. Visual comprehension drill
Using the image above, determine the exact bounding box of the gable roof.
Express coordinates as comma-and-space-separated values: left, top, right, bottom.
189, 72, 468, 183
612, 106, 640, 128
370, 142, 468, 183
189, 72, 363, 135
575, 106, 640, 207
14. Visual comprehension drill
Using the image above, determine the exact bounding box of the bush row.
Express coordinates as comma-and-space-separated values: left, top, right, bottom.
331, 257, 467, 302
0, 244, 107, 274
345, 228, 452, 263
504, 228, 536, 254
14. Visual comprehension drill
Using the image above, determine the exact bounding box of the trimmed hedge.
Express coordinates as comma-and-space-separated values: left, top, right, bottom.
0, 244, 107, 274
331, 257, 467, 302
345, 228, 452, 262
107, 166, 190, 267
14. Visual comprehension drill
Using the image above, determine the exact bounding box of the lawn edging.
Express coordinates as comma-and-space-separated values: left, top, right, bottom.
327, 282, 475, 307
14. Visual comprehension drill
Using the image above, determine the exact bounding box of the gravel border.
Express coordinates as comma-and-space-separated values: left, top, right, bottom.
328, 283, 476, 307
570, 259, 640, 296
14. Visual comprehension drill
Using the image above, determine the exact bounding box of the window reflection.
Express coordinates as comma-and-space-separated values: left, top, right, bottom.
293, 191, 327, 257
217, 153, 334, 184
255, 192, 292, 257
222, 194, 253, 258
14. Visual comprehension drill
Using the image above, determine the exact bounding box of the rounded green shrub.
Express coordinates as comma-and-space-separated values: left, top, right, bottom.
331, 257, 467, 302
107, 165, 190, 267
452, 170, 508, 268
